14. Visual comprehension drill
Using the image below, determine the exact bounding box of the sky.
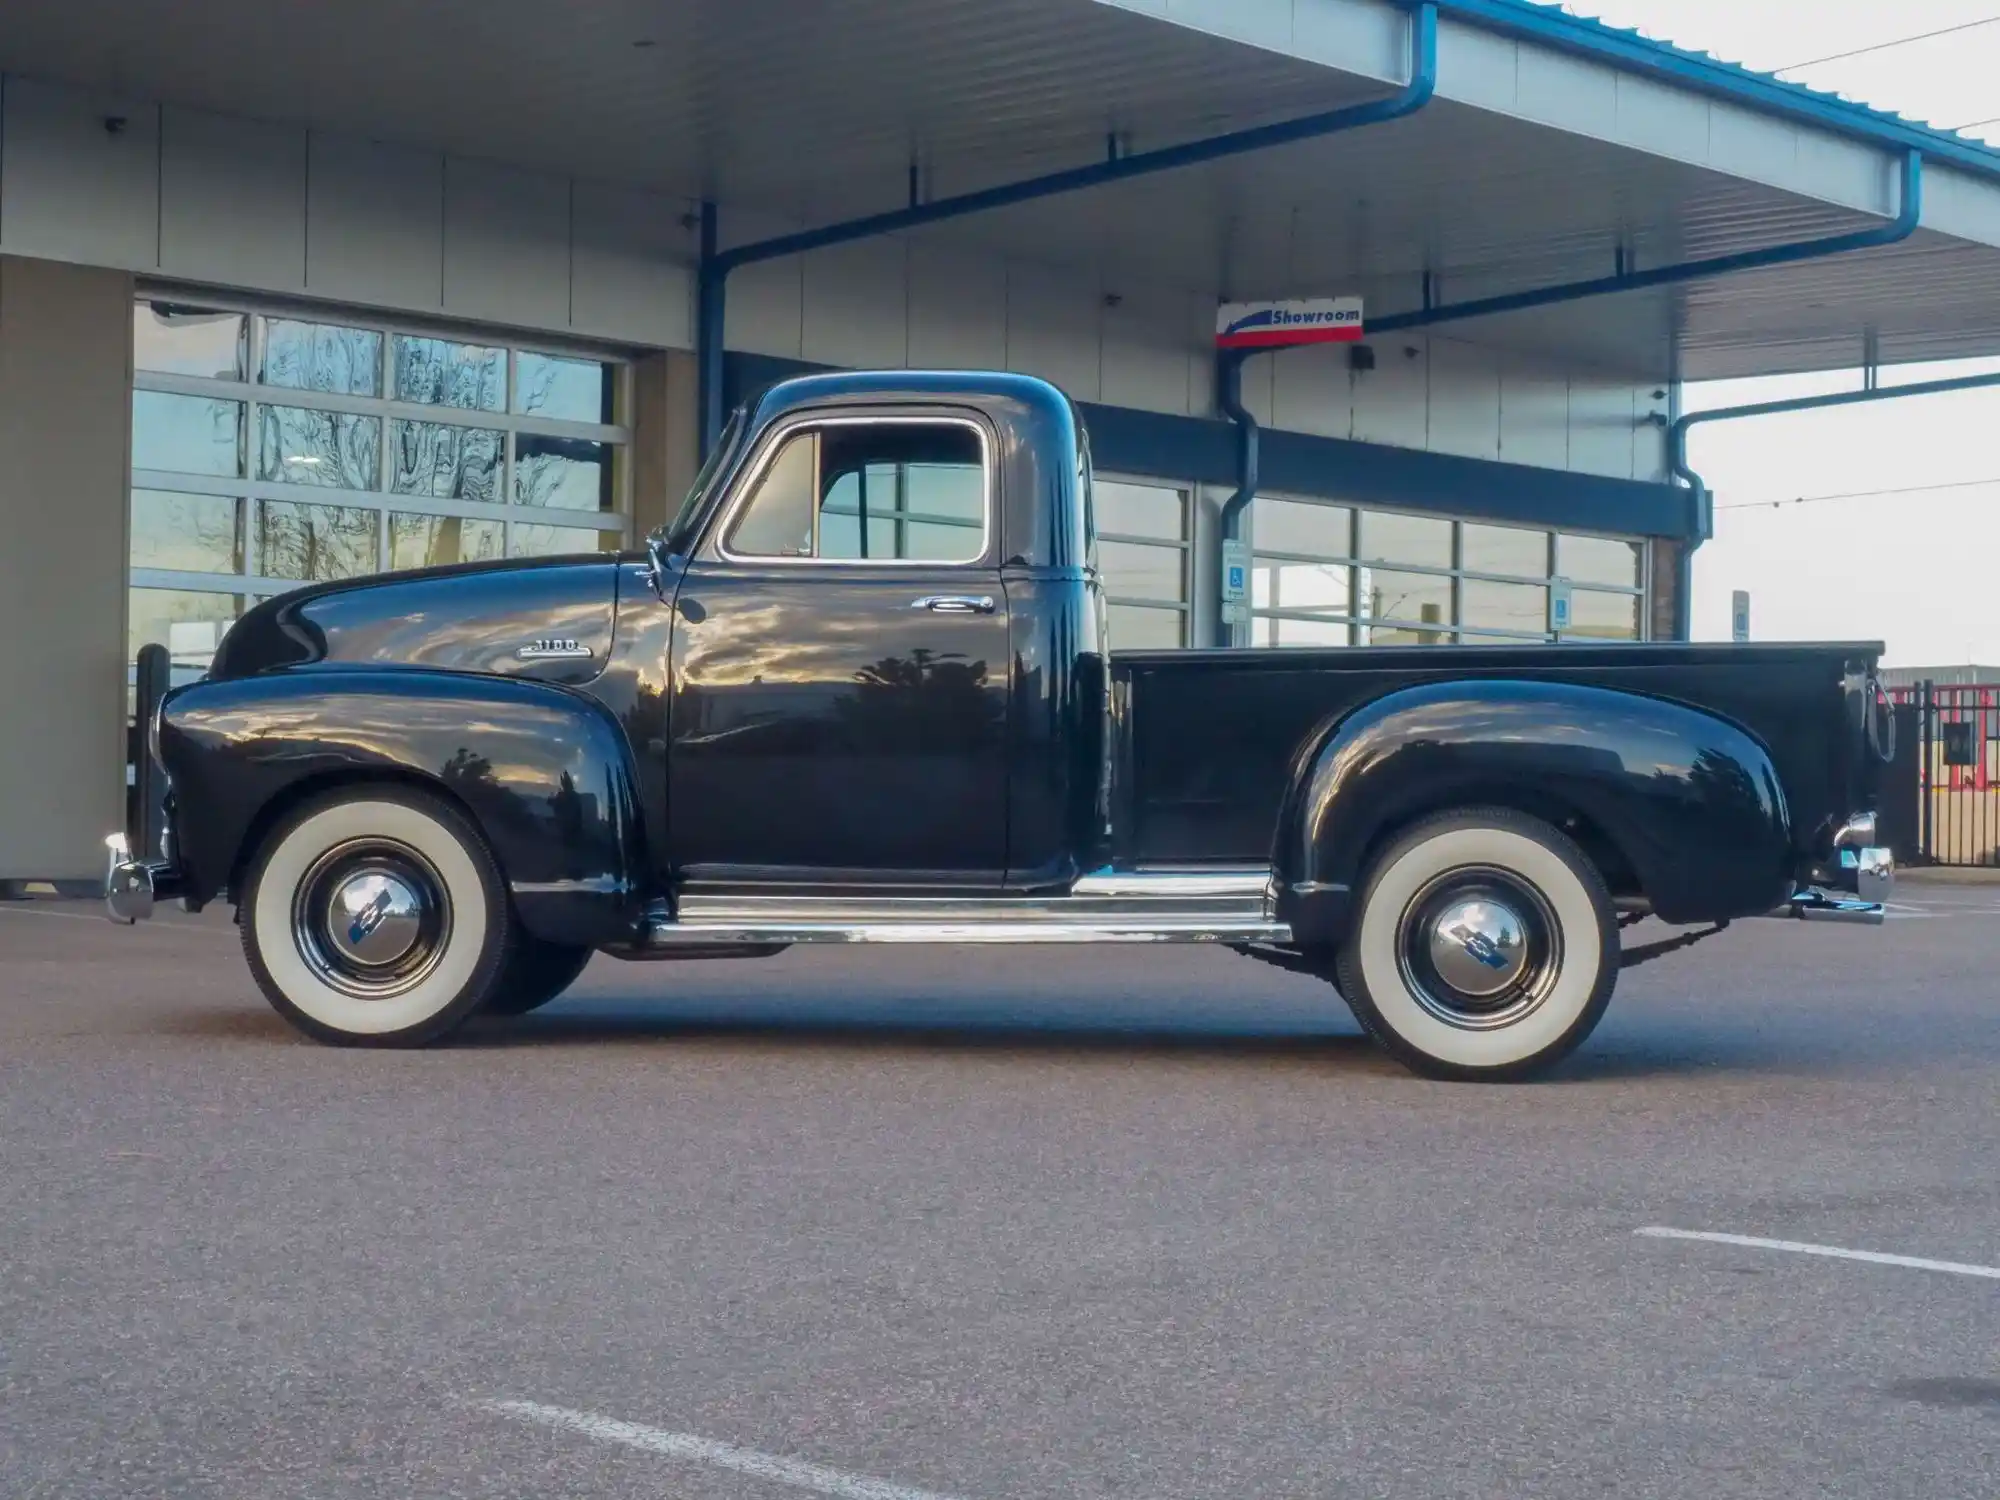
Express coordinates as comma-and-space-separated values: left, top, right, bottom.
1557, 1, 2000, 667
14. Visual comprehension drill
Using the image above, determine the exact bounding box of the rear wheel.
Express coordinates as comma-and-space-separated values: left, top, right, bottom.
241, 787, 513, 1047
484, 935, 593, 1016
1334, 807, 1618, 1081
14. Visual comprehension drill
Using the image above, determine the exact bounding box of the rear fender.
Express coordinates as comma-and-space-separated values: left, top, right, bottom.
1275, 679, 1792, 942
156, 668, 645, 947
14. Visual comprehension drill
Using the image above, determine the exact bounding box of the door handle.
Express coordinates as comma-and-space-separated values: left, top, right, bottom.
911, 594, 996, 613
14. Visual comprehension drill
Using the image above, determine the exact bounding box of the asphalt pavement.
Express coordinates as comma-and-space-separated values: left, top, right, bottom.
3, 887, 1998, 1499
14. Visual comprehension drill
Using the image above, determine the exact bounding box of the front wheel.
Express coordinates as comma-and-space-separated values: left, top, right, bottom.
1334, 808, 1619, 1081
241, 787, 514, 1047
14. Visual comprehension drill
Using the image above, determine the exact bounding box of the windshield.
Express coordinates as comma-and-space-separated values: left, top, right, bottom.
654, 407, 746, 552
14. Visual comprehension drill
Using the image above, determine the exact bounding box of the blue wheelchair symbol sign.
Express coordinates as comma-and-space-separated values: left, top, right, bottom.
1227, 564, 1245, 592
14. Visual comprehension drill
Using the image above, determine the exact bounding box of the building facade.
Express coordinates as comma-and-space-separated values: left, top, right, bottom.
5, 0, 2000, 882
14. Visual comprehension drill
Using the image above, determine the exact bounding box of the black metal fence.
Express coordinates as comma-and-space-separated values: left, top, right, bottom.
1884, 683, 2000, 868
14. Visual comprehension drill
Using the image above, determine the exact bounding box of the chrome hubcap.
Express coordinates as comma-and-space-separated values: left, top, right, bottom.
1427, 897, 1529, 997
323, 869, 426, 968
1396, 867, 1562, 1031
293, 839, 452, 1000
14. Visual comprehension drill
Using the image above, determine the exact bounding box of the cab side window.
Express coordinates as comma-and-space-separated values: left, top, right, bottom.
724, 421, 986, 563
725, 429, 817, 557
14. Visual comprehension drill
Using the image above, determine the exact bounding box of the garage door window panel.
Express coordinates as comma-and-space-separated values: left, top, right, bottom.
127, 296, 633, 675
1094, 479, 1189, 647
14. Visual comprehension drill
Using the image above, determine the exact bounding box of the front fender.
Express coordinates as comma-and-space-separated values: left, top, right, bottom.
157, 667, 645, 947
1275, 679, 1792, 940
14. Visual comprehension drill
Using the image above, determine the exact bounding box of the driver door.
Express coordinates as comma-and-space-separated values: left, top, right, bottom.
667, 413, 1011, 886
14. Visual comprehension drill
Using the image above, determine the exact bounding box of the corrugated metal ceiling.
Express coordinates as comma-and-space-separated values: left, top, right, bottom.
2, 0, 1998, 380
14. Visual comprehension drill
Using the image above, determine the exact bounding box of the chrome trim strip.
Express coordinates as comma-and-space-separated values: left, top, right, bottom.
676, 884, 1276, 926
509, 875, 633, 897
645, 916, 1292, 947
1070, 867, 1273, 901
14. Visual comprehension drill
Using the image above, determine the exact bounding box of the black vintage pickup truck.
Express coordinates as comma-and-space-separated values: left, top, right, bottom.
106, 370, 1894, 1079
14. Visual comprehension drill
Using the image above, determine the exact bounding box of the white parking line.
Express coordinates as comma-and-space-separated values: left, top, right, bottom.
1636, 1227, 2000, 1280
478, 1400, 969, 1500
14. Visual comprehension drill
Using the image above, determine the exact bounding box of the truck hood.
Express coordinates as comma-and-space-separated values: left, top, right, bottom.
207, 556, 626, 687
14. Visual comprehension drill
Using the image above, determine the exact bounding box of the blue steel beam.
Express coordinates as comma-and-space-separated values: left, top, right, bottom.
696, 1, 1441, 451
1669, 364, 2000, 638
1371, 149, 1924, 336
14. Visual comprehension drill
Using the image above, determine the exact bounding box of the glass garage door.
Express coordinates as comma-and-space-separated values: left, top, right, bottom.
1249, 495, 1648, 646
127, 296, 631, 676
1094, 476, 1191, 648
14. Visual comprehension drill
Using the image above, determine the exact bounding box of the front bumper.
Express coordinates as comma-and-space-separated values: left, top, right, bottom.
1774, 815, 1893, 926
102, 833, 183, 924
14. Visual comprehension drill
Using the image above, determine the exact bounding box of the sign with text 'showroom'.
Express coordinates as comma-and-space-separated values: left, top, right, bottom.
1215, 297, 1364, 350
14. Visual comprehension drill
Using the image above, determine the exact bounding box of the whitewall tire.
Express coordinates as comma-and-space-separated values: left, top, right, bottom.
484, 935, 593, 1016
241, 787, 513, 1046
1335, 808, 1618, 1081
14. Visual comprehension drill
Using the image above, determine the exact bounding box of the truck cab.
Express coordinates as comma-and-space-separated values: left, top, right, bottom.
653, 372, 1106, 892
108, 370, 1895, 1079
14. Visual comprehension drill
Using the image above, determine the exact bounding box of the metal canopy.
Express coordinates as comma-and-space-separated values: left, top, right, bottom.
5, 0, 2000, 380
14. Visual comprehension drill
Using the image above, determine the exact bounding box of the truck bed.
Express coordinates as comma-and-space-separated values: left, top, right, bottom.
1110, 642, 1880, 867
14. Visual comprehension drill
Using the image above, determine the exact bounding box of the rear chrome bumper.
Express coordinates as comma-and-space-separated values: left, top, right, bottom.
102, 833, 182, 924
1774, 826, 1894, 925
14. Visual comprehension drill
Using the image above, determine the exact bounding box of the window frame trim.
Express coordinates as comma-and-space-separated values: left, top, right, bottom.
709, 413, 995, 569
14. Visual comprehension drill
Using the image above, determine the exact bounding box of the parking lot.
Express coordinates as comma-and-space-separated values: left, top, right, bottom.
3, 884, 1998, 1499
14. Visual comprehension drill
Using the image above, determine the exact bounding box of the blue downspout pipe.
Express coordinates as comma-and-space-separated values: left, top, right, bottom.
1669, 364, 2000, 638
1215, 350, 1261, 645
696, 1, 1441, 454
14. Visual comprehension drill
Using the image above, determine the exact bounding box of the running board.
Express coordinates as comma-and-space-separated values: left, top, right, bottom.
642, 869, 1290, 947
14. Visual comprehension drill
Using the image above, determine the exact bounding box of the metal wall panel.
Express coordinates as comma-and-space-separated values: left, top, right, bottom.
1612, 74, 1711, 163
1351, 336, 1430, 449
1154, 0, 1294, 52
724, 206, 806, 359
1292, 0, 1405, 79
1706, 102, 1803, 193
305, 133, 446, 309
1498, 354, 1571, 471
1511, 41, 1618, 139
1006, 261, 1102, 401
1928, 166, 2000, 252
907, 244, 1008, 369
441, 157, 570, 329
160, 106, 307, 293
0, 77, 160, 270
801, 239, 910, 370
1270, 344, 1354, 439
0, 255, 132, 879
1566, 379, 1638, 481
2, 76, 705, 347
1426, 338, 1501, 462
1433, 14, 1518, 113
1101, 283, 1200, 416
572, 181, 695, 349
1792, 131, 1898, 217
